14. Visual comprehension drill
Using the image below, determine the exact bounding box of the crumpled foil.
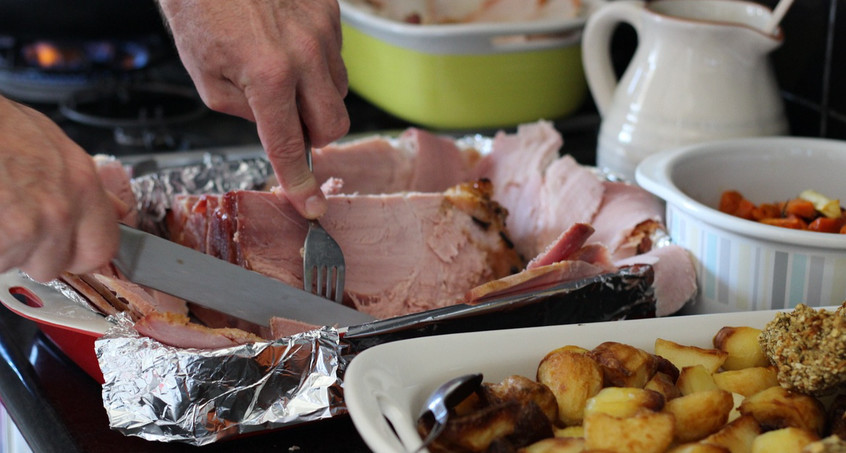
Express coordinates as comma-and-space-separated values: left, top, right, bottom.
96, 313, 347, 446
129, 153, 273, 234
94, 154, 349, 445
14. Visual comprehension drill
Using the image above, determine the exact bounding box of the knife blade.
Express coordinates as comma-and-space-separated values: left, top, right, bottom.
112, 224, 376, 327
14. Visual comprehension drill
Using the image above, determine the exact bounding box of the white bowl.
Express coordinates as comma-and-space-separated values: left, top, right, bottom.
636, 137, 846, 314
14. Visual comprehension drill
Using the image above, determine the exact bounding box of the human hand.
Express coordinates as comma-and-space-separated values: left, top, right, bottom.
158, 0, 350, 219
0, 96, 120, 282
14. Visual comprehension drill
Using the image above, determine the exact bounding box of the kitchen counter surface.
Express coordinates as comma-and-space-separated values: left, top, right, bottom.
0, 93, 600, 452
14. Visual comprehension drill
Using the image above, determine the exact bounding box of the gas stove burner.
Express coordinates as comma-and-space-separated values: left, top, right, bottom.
0, 35, 168, 104
59, 84, 209, 152
59, 84, 206, 128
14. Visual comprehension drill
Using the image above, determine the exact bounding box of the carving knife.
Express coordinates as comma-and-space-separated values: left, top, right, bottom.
112, 224, 376, 328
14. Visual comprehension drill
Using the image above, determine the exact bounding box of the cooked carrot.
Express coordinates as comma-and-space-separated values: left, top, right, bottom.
752, 203, 781, 220
760, 216, 807, 230
784, 198, 817, 220
719, 190, 744, 215
720, 189, 844, 234
808, 217, 846, 233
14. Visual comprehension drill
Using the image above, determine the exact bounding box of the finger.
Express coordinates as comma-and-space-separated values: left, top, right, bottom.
295, 43, 350, 147
0, 215, 43, 277
248, 86, 327, 219
11, 195, 77, 282
195, 75, 256, 122
19, 226, 73, 282
66, 200, 119, 276
318, 0, 349, 97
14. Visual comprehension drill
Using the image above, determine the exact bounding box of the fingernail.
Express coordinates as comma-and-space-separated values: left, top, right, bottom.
304, 195, 327, 219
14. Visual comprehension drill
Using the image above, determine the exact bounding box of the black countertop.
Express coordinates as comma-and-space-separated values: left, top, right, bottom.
0, 93, 600, 452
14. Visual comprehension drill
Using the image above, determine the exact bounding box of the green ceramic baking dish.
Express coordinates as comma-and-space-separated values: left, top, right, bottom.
339, 0, 601, 130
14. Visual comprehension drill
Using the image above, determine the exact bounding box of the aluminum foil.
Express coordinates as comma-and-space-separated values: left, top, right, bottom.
94, 154, 348, 445
96, 313, 346, 446
128, 153, 273, 234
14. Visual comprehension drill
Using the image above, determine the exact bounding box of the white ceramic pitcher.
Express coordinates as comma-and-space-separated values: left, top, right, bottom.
582, 0, 789, 181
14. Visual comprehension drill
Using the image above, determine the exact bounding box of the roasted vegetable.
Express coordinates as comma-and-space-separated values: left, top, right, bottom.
719, 190, 845, 234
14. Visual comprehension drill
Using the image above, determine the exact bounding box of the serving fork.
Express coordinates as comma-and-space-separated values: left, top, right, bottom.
302, 133, 346, 303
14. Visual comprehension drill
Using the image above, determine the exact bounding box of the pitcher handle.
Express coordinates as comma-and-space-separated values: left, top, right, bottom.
581, 0, 646, 116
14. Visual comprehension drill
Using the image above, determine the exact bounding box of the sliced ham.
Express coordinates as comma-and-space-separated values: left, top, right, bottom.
171, 181, 520, 320
527, 223, 595, 270
311, 128, 476, 195
467, 259, 609, 304
313, 136, 413, 194
398, 128, 477, 193
589, 181, 665, 261
134, 312, 264, 349
269, 317, 319, 339
615, 245, 697, 316
473, 121, 604, 259
60, 272, 122, 316
91, 274, 188, 319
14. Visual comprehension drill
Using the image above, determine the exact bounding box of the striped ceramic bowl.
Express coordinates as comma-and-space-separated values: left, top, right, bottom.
636, 137, 846, 314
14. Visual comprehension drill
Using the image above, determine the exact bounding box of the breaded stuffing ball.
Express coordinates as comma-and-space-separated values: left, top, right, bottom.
759, 303, 846, 396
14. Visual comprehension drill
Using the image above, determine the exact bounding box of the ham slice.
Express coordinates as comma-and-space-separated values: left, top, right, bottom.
473, 121, 605, 260
91, 274, 188, 319
170, 181, 520, 320
527, 223, 595, 270
615, 245, 697, 317
60, 272, 122, 316
467, 122, 694, 315
589, 181, 665, 261
311, 128, 476, 195
269, 317, 319, 339
467, 260, 609, 303
134, 312, 264, 349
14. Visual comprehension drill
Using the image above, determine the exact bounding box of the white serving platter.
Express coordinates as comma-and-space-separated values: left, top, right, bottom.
344, 308, 807, 453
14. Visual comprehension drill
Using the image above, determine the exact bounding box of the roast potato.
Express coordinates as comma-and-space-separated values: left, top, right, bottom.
645, 371, 683, 402
668, 444, 730, 453
536, 347, 603, 426
590, 341, 659, 388
584, 411, 675, 453
713, 326, 770, 370
699, 414, 762, 453
655, 338, 728, 374
584, 387, 665, 419
738, 386, 826, 435
519, 436, 586, 453
665, 389, 734, 443
677, 365, 719, 395
751, 427, 820, 453
712, 367, 780, 397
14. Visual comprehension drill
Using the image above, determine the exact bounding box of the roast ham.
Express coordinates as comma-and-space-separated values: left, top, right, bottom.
472, 121, 605, 260
168, 180, 521, 320
72, 121, 697, 348
311, 128, 478, 195
467, 121, 696, 315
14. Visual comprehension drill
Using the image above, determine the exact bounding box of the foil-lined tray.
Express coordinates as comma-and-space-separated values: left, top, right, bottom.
9, 141, 658, 446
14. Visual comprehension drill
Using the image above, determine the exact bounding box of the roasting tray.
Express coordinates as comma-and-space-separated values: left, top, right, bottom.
0, 143, 659, 445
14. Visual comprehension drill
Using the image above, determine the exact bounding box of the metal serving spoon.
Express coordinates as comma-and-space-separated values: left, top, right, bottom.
414, 373, 484, 452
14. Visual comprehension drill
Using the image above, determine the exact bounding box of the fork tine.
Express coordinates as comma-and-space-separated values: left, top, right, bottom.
304, 265, 314, 294
333, 266, 345, 303
316, 266, 326, 298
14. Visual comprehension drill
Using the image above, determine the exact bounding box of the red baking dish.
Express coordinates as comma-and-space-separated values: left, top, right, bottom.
0, 270, 112, 383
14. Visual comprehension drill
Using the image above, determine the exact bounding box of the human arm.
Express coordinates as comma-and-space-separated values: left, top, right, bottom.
0, 95, 121, 282
157, 0, 350, 219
